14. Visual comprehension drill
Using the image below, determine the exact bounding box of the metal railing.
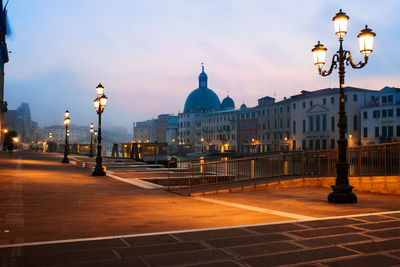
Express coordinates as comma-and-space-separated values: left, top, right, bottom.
167, 142, 400, 195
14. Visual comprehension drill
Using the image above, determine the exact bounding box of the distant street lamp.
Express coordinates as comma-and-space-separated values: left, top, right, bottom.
61, 110, 71, 163
89, 123, 94, 157
92, 83, 108, 176
312, 9, 375, 203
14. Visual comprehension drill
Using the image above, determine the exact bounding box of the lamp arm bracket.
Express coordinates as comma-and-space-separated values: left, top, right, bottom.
345, 50, 368, 69
319, 53, 339, 77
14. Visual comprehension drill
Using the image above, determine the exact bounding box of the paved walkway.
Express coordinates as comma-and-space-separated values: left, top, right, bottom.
1, 151, 400, 266
1, 212, 400, 266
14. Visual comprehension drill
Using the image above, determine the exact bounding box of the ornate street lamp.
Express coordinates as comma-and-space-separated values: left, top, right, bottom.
61, 110, 70, 163
312, 10, 375, 203
89, 123, 94, 157
92, 83, 108, 176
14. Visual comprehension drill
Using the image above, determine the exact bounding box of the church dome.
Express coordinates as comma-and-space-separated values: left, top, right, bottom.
240, 103, 247, 110
221, 95, 235, 110
183, 65, 221, 113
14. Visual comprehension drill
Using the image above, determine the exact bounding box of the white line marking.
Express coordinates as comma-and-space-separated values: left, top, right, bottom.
0, 210, 399, 249
193, 196, 315, 220
106, 172, 164, 189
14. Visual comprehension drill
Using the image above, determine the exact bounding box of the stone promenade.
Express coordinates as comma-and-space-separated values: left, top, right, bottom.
1, 151, 400, 266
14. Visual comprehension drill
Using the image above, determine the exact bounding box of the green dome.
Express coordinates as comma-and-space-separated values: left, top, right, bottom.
184, 87, 221, 113
221, 95, 235, 110
183, 65, 221, 113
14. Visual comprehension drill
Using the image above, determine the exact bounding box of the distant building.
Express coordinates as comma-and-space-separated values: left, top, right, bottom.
257, 97, 292, 152
4, 102, 37, 143
290, 87, 376, 151
178, 65, 223, 151
133, 120, 152, 143
134, 114, 177, 143
195, 108, 238, 153
238, 104, 258, 153
166, 116, 178, 145
360, 87, 400, 145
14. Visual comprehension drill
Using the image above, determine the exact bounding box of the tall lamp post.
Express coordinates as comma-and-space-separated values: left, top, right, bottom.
89, 123, 94, 157
312, 10, 376, 203
92, 83, 108, 176
61, 110, 70, 163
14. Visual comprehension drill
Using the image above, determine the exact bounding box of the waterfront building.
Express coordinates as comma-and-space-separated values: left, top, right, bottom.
195, 106, 238, 153
133, 120, 152, 143
178, 65, 223, 151
290, 87, 376, 151
238, 104, 258, 153
360, 87, 400, 145
257, 96, 292, 152
4, 102, 37, 143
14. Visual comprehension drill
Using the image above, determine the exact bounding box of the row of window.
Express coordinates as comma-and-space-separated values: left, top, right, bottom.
240, 112, 257, 119
258, 118, 290, 130
301, 139, 335, 150
369, 108, 400, 119
293, 94, 369, 110
258, 105, 290, 116
364, 125, 400, 138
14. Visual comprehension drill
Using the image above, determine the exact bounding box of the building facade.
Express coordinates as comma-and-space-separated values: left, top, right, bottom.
238, 104, 258, 153
290, 87, 377, 151
195, 109, 238, 152
360, 87, 400, 145
257, 97, 292, 152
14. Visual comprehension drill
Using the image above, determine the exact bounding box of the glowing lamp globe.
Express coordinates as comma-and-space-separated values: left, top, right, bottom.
358, 25, 376, 58
332, 9, 349, 38
312, 41, 327, 70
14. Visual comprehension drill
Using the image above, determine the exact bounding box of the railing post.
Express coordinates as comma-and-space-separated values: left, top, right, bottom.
188, 165, 191, 196
317, 151, 320, 177
278, 156, 281, 185
167, 162, 170, 191
228, 161, 231, 193
202, 163, 205, 195
215, 162, 218, 194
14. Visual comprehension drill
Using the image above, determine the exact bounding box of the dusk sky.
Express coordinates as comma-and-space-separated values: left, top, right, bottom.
4, 0, 400, 131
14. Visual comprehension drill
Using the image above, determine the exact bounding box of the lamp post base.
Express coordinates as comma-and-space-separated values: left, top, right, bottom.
328, 185, 357, 203
92, 166, 106, 176
61, 156, 69, 164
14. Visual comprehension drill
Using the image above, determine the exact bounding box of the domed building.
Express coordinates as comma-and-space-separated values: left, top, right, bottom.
221, 95, 235, 110
183, 66, 221, 113
178, 65, 239, 152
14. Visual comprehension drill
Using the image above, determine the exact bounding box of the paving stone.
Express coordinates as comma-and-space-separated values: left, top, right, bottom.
204, 233, 292, 248
187, 260, 243, 267
117, 241, 208, 258
345, 238, 400, 253
143, 249, 233, 266
247, 223, 308, 234
297, 218, 361, 229
295, 233, 372, 248
385, 212, 400, 219
355, 220, 400, 230
5, 248, 117, 266
323, 254, 400, 267
289, 226, 362, 238
18, 238, 128, 256
389, 250, 400, 258
172, 228, 253, 241
366, 228, 400, 239
351, 215, 397, 222
240, 246, 357, 267
227, 241, 302, 257
0, 247, 12, 258
123, 234, 179, 246
72, 257, 148, 267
